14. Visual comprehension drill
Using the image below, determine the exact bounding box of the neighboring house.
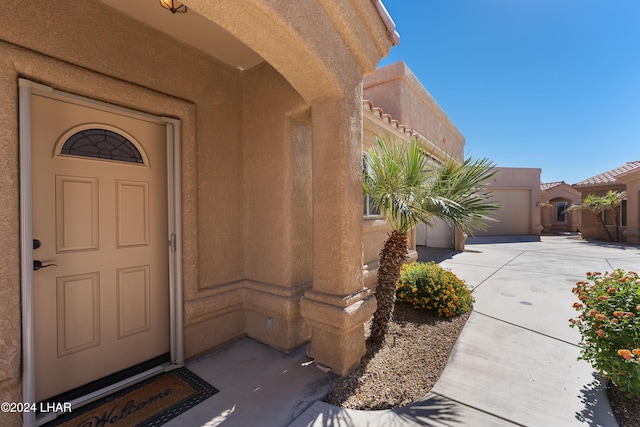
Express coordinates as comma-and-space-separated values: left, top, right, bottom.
540, 182, 581, 233
0, 1, 397, 425
475, 168, 543, 236
363, 61, 467, 253
573, 161, 640, 244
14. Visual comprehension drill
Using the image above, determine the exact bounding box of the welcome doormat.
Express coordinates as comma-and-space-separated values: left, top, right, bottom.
47, 368, 218, 427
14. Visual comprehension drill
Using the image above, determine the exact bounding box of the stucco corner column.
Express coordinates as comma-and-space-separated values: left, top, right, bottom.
300, 289, 375, 375
302, 94, 374, 375
454, 228, 467, 252
532, 223, 544, 235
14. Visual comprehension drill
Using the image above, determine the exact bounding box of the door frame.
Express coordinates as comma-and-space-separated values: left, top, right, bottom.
19, 79, 184, 427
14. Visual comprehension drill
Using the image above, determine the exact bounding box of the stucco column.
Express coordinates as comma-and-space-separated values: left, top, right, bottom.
540, 206, 551, 233
300, 91, 376, 375
454, 228, 467, 252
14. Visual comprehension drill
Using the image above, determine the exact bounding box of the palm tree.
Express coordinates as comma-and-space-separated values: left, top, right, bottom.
601, 190, 626, 243
570, 194, 611, 241
363, 137, 499, 345
570, 191, 626, 242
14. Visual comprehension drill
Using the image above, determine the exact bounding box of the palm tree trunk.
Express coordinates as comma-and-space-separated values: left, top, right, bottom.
612, 207, 620, 243
593, 211, 614, 242
368, 230, 408, 346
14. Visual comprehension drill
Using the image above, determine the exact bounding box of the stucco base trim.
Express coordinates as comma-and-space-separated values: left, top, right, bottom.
244, 280, 312, 352
184, 282, 245, 325
183, 280, 313, 357
300, 289, 376, 375
184, 310, 245, 358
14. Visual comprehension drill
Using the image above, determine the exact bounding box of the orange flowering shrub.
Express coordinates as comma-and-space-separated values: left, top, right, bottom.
570, 269, 640, 398
397, 262, 473, 317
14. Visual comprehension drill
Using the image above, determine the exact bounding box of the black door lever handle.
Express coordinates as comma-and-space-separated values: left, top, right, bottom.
34, 260, 58, 271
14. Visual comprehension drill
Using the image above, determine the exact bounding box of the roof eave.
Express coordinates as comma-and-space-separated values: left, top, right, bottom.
372, 0, 400, 45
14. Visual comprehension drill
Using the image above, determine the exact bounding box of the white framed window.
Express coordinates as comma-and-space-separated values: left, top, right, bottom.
363, 193, 380, 217
362, 156, 380, 217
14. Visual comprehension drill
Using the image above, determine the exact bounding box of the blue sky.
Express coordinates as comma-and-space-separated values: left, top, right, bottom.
379, 0, 640, 184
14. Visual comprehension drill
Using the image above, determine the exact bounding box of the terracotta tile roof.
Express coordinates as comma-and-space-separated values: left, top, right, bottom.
541, 181, 565, 191
574, 161, 640, 187
363, 100, 451, 162
363, 100, 423, 139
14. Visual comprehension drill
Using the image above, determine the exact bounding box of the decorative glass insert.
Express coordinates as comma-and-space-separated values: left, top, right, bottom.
61, 129, 144, 164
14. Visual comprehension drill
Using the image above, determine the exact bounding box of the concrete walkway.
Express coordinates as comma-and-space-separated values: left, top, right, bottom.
290, 234, 638, 426
162, 338, 333, 427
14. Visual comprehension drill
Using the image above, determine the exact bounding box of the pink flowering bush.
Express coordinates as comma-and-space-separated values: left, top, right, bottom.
570, 269, 640, 398
397, 262, 473, 317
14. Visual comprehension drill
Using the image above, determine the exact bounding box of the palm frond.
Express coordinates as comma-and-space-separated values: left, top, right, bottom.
426, 157, 500, 234
363, 137, 499, 235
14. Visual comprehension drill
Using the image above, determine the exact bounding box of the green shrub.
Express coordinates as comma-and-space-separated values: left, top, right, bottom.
396, 261, 473, 317
570, 269, 640, 398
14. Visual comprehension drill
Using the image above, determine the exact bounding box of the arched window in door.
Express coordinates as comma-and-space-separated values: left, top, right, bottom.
61, 128, 144, 164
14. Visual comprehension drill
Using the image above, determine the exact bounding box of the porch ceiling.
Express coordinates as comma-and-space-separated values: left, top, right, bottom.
98, 0, 264, 70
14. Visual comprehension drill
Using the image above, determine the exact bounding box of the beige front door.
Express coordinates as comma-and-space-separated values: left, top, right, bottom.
31, 90, 170, 402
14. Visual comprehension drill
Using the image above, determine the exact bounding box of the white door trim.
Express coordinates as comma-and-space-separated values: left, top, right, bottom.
18, 79, 184, 427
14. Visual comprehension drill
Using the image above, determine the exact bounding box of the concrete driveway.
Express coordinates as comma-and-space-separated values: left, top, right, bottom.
292, 234, 638, 426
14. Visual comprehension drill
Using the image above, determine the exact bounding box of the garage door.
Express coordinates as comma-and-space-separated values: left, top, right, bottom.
475, 189, 532, 236
416, 218, 453, 248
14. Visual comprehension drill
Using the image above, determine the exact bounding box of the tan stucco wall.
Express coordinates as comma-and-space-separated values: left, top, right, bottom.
242, 63, 313, 351
0, 50, 22, 427
363, 61, 465, 162
477, 167, 543, 236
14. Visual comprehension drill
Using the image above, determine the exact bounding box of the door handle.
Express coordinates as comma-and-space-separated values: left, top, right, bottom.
34, 260, 58, 271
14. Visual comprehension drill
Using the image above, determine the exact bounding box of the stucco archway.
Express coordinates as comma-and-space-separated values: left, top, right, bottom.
183, 0, 391, 102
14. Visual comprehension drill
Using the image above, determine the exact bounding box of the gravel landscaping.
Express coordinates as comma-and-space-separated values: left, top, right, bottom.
323, 302, 469, 410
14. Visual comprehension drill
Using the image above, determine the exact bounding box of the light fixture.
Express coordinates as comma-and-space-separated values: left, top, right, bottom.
160, 0, 187, 14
